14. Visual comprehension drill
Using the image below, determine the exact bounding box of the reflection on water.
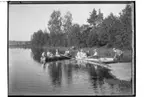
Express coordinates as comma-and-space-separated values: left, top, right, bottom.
48, 62, 62, 87
9, 48, 132, 95
42, 60, 132, 95
31, 47, 44, 62
87, 64, 116, 94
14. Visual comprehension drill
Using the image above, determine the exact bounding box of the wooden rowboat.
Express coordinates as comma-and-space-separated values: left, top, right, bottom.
41, 55, 71, 63
79, 57, 115, 64
75, 58, 111, 69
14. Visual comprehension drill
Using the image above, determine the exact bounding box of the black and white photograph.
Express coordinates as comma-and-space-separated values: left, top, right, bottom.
8, 1, 135, 96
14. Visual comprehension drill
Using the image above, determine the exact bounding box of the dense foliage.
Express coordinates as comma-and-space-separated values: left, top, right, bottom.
30, 4, 133, 50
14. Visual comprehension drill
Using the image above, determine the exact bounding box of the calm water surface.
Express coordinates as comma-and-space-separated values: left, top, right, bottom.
9, 48, 132, 95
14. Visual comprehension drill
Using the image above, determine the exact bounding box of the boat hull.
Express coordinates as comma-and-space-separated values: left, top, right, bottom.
83, 57, 115, 64
41, 56, 71, 63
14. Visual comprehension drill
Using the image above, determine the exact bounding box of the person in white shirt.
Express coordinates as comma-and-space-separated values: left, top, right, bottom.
47, 51, 50, 57
93, 49, 98, 56
113, 48, 123, 61
64, 49, 70, 56
41, 52, 46, 63
76, 49, 87, 59
47, 51, 53, 57
42, 52, 45, 57
55, 49, 60, 57
49, 53, 53, 57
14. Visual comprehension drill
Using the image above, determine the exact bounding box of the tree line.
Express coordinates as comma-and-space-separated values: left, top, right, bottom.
31, 4, 133, 50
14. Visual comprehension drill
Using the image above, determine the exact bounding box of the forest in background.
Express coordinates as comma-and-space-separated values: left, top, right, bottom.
30, 4, 133, 50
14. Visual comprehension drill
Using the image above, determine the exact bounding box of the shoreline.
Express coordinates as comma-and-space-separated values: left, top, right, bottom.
9, 45, 132, 63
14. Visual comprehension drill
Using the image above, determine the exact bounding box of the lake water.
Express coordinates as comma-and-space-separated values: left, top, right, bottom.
9, 48, 133, 95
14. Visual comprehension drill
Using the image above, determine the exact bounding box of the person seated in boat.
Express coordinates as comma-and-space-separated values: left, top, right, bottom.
55, 49, 60, 57
93, 49, 99, 58
113, 48, 123, 61
83, 52, 87, 58
76, 50, 80, 59
79, 49, 83, 56
41, 52, 46, 58
49, 53, 54, 57
41, 52, 46, 63
47, 51, 53, 58
76, 49, 87, 59
64, 49, 70, 56
81, 50, 87, 58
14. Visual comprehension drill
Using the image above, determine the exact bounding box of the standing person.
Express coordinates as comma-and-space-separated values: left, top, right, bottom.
41, 52, 46, 57
93, 49, 98, 58
41, 52, 46, 63
80, 49, 87, 58
113, 48, 123, 61
55, 49, 60, 57
76, 49, 81, 59
46, 50, 51, 57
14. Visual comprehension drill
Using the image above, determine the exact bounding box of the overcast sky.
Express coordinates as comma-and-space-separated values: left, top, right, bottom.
9, 4, 127, 41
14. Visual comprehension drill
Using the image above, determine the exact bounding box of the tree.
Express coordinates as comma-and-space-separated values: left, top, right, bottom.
98, 4, 133, 50
96, 9, 104, 26
99, 13, 121, 48
87, 9, 103, 27
99, 33, 109, 46
48, 10, 63, 46
69, 24, 81, 47
79, 24, 91, 47
119, 4, 132, 49
48, 10, 62, 35
87, 9, 97, 26
31, 30, 49, 46
43, 29, 50, 46
87, 32, 99, 47
86, 27, 99, 47
63, 11, 72, 33
62, 11, 73, 46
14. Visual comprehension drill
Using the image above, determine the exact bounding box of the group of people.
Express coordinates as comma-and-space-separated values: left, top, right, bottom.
41, 47, 123, 61
75, 49, 98, 59
41, 49, 70, 58
76, 49, 87, 59
41, 49, 60, 58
